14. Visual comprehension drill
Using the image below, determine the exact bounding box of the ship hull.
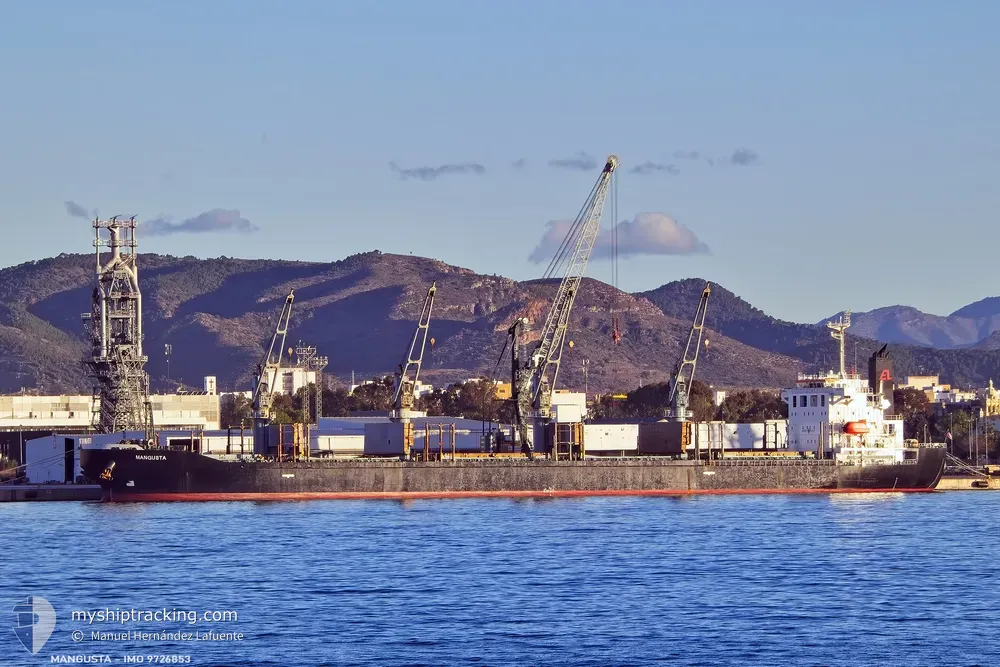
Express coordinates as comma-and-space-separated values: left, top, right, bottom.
80, 447, 947, 501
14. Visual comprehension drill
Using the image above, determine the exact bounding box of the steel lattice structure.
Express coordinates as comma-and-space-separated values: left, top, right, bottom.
294, 342, 328, 421
82, 216, 154, 441
512, 155, 618, 451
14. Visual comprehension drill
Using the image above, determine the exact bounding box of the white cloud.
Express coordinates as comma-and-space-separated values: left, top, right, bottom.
528, 212, 710, 263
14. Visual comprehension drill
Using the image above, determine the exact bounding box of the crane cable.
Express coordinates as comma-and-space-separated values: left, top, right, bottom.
610, 171, 622, 345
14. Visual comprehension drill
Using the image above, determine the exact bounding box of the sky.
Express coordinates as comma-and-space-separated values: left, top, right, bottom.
0, 0, 997, 323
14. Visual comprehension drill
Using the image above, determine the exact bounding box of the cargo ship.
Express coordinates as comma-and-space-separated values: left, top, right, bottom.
75, 160, 946, 500
80, 354, 947, 500
81, 443, 946, 501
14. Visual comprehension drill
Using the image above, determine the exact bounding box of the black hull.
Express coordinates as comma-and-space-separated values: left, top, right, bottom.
80, 447, 947, 501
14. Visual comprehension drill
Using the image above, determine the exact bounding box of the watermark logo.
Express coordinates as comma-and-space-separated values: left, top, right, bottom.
12, 596, 56, 655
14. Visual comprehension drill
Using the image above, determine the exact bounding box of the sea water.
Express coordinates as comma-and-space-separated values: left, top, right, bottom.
3, 493, 998, 666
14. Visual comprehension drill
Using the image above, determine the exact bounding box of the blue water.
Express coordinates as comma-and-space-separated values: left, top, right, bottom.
2, 493, 997, 666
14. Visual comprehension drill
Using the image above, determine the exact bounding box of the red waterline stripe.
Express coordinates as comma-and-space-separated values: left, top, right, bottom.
106, 488, 940, 502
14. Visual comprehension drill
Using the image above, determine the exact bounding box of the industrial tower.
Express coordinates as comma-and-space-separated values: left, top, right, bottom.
294, 342, 328, 421
82, 216, 154, 442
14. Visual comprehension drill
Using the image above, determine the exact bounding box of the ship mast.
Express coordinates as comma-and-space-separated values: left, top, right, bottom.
826, 310, 851, 378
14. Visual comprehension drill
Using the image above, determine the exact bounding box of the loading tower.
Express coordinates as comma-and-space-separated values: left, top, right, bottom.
82, 216, 154, 441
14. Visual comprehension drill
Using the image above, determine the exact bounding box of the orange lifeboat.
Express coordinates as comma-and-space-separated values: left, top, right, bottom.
843, 421, 870, 435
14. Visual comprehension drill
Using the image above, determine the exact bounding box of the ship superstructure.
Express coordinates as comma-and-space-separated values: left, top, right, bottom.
782, 311, 910, 466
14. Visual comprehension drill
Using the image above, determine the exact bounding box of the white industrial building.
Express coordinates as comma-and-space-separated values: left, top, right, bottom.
550, 391, 587, 422
274, 367, 316, 396
0, 393, 220, 431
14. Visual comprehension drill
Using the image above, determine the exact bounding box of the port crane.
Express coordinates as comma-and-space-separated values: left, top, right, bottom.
511, 155, 620, 454
667, 282, 711, 422
251, 289, 295, 431
391, 282, 437, 420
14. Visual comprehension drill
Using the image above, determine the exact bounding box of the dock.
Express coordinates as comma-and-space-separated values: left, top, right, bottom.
0, 484, 103, 502
936, 475, 1000, 491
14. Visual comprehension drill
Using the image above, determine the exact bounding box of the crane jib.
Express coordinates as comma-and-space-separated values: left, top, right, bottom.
252, 289, 295, 422
527, 155, 618, 410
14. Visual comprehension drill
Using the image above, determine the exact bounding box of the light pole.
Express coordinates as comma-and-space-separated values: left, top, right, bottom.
583, 358, 590, 396
164, 344, 172, 384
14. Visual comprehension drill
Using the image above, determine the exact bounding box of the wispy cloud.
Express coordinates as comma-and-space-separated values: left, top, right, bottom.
528, 212, 709, 263
389, 161, 486, 181
730, 148, 759, 166
64, 201, 92, 219
548, 152, 598, 171
629, 162, 680, 176
511, 158, 526, 169
673, 150, 701, 160
142, 209, 260, 237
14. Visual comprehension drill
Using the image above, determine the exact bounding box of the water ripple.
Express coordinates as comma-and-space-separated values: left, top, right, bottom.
3, 494, 1000, 665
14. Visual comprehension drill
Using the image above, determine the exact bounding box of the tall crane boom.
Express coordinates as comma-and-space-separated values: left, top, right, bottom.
391, 281, 436, 419
667, 283, 711, 422
252, 289, 295, 426
514, 155, 619, 451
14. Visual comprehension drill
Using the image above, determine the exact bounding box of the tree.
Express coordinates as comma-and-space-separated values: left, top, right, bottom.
293, 385, 314, 423
454, 379, 501, 421
688, 380, 717, 422
417, 387, 456, 417
717, 389, 787, 423
893, 387, 931, 440
351, 376, 394, 411
322, 387, 353, 417
621, 382, 670, 418
269, 393, 299, 424
587, 380, 716, 420
219, 393, 252, 429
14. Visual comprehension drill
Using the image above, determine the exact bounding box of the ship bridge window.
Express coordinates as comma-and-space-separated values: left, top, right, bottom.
792, 396, 798, 408
810, 395, 818, 407
821, 395, 826, 407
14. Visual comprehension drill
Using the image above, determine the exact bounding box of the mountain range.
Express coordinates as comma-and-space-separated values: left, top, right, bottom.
1, 251, 1000, 395
819, 299, 1000, 350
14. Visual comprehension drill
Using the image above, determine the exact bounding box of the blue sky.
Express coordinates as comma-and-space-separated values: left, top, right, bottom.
0, 1, 997, 323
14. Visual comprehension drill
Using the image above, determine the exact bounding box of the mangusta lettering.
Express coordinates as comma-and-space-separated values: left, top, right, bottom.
135, 455, 167, 461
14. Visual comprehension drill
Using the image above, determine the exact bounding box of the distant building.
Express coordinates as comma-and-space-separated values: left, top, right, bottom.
900, 375, 939, 391
274, 367, 316, 396
983, 380, 1000, 417
712, 389, 727, 407
413, 380, 435, 399
932, 388, 977, 405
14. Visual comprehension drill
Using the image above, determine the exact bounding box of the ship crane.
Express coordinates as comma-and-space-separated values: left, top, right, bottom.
251, 289, 295, 431
667, 282, 711, 422
512, 155, 619, 455
391, 281, 437, 421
